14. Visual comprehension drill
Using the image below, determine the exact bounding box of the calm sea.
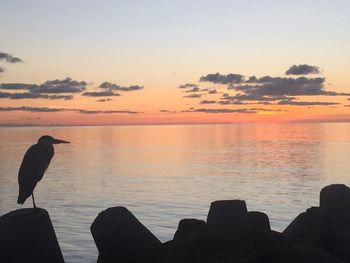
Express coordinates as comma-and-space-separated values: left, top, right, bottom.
1, 123, 350, 262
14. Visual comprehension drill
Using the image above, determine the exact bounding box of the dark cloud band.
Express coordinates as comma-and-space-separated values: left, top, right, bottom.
0, 106, 142, 114
82, 91, 120, 97
0, 91, 73, 100
286, 64, 320, 75
200, 73, 244, 84
99, 82, 143, 91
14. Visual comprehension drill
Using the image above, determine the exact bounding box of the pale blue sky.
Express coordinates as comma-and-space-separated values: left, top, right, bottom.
2, 0, 349, 84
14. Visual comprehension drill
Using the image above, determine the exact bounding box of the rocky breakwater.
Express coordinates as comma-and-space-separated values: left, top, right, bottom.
0, 208, 65, 263
91, 184, 350, 263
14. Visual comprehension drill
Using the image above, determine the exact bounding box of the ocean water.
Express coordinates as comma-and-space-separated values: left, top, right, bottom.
1, 123, 350, 262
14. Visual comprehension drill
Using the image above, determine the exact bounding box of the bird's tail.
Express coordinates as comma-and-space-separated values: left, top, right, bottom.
17, 195, 25, 205
17, 186, 32, 205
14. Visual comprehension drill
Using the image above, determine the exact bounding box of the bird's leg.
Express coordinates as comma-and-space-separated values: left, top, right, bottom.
32, 193, 36, 208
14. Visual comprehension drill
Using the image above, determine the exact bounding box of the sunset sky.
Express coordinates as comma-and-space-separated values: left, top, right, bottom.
1, 0, 350, 125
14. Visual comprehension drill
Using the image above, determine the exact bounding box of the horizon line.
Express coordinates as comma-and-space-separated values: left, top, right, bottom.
1, 119, 350, 128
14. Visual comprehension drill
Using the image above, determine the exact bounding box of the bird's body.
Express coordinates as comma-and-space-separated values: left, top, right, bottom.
17, 135, 70, 207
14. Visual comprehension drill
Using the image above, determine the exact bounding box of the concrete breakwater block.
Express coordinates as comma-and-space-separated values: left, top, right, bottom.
91, 206, 161, 263
320, 184, 350, 231
206, 200, 257, 262
174, 219, 206, 240
0, 208, 65, 263
207, 199, 248, 232
248, 211, 271, 231
283, 206, 329, 249
282, 184, 350, 261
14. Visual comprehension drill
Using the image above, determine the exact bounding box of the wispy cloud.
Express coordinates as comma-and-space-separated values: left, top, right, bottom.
200, 100, 216, 104
0, 106, 64, 112
277, 100, 339, 106
185, 87, 200, 92
0, 106, 142, 114
183, 108, 258, 113
82, 91, 120, 97
96, 98, 113, 102
0, 92, 73, 100
76, 109, 141, 114
183, 94, 202, 98
0, 52, 22, 63
99, 82, 143, 91
183, 107, 285, 114
178, 83, 198, 89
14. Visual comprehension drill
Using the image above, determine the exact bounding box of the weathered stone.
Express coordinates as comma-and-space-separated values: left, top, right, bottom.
333, 231, 350, 261
91, 207, 161, 263
174, 218, 206, 240
248, 211, 271, 230
160, 232, 212, 263
253, 229, 287, 263
0, 208, 65, 263
207, 200, 248, 233
274, 242, 346, 263
320, 184, 350, 231
283, 207, 330, 249
206, 200, 257, 262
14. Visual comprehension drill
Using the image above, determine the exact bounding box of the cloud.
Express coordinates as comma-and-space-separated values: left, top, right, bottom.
178, 83, 198, 89
183, 94, 202, 98
0, 83, 36, 90
183, 108, 259, 114
208, 89, 217, 94
183, 107, 285, 114
185, 87, 200, 92
99, 82, 143, 91
0, 106, 142, 114
199, 73, 244, 84
73, 109, 141, 114
200, 100, 216, 104
31, 78, 87, 93
232, 77, 349, 96
0, 52, 22, 63
48, 95, 74, 100
222, 93, 290, 101
246, 76, 258, 83
286, 64, 320, 75
0, 78, 87, 100
0, 106, 63, 112
0, 91, 73, 100
0, 78, 87, 94
277, 100, 339, 106
218, 100, 231, 105
217, 100, 254, 105
82, 91, 120, 97
97, 98, 113, 102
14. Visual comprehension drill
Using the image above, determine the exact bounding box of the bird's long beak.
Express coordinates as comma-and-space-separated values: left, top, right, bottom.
53, 138, 70, 144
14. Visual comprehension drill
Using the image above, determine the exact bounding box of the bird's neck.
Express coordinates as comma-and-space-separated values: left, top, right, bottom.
40, 144, 54, 155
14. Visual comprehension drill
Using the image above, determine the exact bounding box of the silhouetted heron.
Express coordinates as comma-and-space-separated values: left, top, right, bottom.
17, 135, 70, 208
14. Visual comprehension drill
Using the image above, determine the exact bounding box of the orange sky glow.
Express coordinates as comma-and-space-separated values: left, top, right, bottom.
1, 1, 350, 126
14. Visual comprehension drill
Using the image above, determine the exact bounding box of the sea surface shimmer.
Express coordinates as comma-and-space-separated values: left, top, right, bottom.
1, 123, 350, 262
